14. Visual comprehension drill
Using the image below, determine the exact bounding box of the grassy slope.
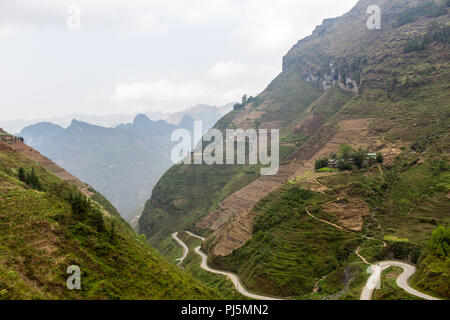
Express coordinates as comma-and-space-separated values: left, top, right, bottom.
0, 143, 216, 300
411, 226, 450, 299
140, 163, 260, 249
207, 185, 361, 297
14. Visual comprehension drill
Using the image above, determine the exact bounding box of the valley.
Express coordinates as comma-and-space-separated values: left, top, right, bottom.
1, 0, 448, 302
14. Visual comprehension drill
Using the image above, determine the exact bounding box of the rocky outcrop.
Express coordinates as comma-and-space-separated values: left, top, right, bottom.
284, 57, 360, 93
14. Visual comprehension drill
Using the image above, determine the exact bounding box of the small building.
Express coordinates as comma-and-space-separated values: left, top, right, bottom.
328, 159, 338, 169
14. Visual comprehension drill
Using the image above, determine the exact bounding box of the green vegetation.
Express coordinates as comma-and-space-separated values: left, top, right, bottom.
315, 158, 329, 170
208, 185, 361, 297
233, 94, 255, 110
140, 163, 260, 249
0, 145, 216, 300
315, 144, 382, 171
405, 24, 450, 53
373, 267, 421, 300
394, 1, 447, 28
18, 167, 42, 191
412, 226, 450, 299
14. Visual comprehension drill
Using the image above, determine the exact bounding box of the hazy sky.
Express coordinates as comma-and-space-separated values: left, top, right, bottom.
0, 0, 358, 121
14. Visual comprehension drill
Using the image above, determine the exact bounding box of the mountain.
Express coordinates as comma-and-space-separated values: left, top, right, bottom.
1, 103, 234, 135
18, 108, 228, 221
117, 113, 176, 137
18, 122, 64, 148
1, 114, 137, 134
140, 0, 449, 299
162, 103, 235, 127
0, 135, 216, 299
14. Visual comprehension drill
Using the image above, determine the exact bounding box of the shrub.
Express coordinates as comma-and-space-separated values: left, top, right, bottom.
428, 226, 450, 258
315, 157, 329, 170
338, 160, 353, 171
18, 167, 26, 183
18, 167, 43, 191
404, 25, 450, 53
376, 152, 384, 164
394, 1, 447, 28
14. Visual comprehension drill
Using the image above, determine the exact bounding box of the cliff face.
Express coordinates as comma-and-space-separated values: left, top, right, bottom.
282, 0, 448, 92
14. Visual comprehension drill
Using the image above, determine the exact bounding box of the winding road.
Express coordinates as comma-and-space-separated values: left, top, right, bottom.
307, 178, 440, 300
174, 221, 440, 300
171, 232, 188, 266
173, 231, 284, 300
360, 261, 440, 300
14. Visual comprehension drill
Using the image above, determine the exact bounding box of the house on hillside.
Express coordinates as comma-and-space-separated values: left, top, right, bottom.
328, 159, 339, 169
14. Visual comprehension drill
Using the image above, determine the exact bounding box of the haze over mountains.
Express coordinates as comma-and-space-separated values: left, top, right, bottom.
18, 103, 234, 220
1, 103, 234, 135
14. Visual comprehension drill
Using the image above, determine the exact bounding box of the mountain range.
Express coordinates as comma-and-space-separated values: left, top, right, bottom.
0, 103, 234, 135
17, 103, 234, 220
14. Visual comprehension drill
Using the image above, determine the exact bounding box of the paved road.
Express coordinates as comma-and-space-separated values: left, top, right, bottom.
194, 246, 283, 300
172, 232, 188, 266
361, 261, 440, 300
185, 231, 205, 241
173, 230, 283, 300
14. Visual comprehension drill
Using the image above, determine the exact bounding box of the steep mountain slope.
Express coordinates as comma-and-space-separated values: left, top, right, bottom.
140, 0, 449, 299
0, 138, 217, 299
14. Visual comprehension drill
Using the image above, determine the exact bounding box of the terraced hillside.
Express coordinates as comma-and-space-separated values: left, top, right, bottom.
140, 0, 450, 299
0, 139, 217, 299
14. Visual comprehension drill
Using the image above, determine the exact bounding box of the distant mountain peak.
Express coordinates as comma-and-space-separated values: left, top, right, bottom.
133, 113, 153, 126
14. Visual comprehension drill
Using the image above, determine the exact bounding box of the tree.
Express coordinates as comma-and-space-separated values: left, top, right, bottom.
338, 144, 353, 160
18, 167, 26, 183
28, 168, 42, 190
233, 103, 243, 110
376, 152, 384, 163
110, 221, 117, 242
338, 160, 353, 171
315, 158, 329, 170
91, 209, 105, 233
241, 94, 248, 106
353, 148, 367, 169
428, 226, 450, 257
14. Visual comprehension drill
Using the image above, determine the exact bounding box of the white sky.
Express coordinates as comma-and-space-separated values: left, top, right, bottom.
0, 0, 358, 121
